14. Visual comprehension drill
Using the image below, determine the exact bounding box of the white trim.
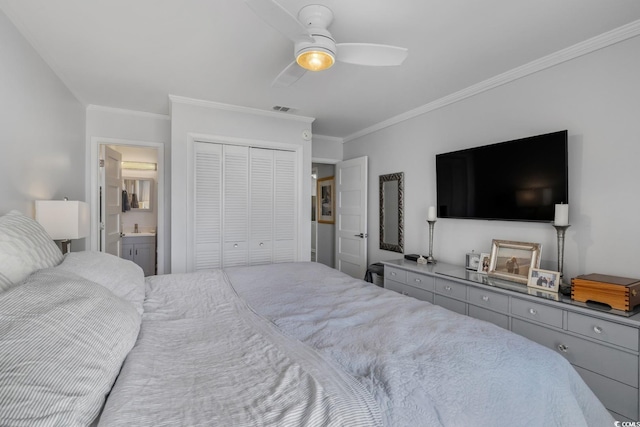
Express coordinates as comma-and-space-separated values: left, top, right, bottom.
312, 157, 340, 165
87, 104, 170, 121
89, 137, 166, 274
169, 94, 315, 124
343, 19, 640, 143
185, 133, 306, 272
313, 134, 344, 144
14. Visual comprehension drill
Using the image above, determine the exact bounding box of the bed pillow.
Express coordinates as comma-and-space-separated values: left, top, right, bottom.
57, 250, 145, 315
0, 210, 63, 292
0, 267, 141, 426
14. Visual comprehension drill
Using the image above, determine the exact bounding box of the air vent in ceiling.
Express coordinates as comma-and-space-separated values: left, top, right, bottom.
272, 105, 292, 112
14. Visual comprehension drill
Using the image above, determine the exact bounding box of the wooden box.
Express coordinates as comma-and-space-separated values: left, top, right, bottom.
572, 273, 640, 312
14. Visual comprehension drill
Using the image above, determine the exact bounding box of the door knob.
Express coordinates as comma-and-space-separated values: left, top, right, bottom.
354, 233, 368, 238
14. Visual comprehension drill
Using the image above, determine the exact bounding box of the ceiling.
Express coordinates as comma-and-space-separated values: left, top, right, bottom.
2, 0, 640, 139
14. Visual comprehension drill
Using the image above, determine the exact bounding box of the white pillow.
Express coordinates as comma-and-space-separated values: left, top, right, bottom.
0, 210, 63, 292
0, 267, 141, 426
56, 250, 146, 315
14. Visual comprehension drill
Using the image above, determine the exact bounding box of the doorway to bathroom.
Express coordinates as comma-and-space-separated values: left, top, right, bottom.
90, 138, 165, 275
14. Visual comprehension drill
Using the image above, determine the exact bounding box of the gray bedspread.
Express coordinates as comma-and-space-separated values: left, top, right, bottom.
98, 269, 382, 427
227, 262, 614, 427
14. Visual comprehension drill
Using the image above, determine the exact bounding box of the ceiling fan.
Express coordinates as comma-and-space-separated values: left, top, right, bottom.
244, 0, 409, 87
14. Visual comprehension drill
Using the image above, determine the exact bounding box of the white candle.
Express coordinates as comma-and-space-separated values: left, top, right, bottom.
427, 206, 437, 221
554, 204, 569, 226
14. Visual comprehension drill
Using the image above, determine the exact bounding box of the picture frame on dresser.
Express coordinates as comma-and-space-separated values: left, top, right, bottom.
488, 239, 541, 284
477, 252, 491, 274
527, 268, 561, 292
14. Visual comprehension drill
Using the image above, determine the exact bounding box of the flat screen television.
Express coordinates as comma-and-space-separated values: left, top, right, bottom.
436, 130, 568, 222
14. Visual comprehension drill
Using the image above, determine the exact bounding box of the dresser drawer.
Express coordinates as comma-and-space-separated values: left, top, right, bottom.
435, 279, 466, 300
574, 366, 639, 420
468, 287, 509, 313
511, 298, 563, 329
468, 305, 509, 329
386, 280, 434, 303
385, 266, 407, 284
567, 311, 639, 351
512, 318, 638, 388
407, 272, 435, 291
434, 295, 466, 315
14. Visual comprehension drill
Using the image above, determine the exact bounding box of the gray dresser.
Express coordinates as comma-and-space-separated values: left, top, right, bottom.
382, 259, 640, 422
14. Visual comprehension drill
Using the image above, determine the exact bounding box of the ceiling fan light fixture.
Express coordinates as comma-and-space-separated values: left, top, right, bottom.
296, 47, 335, 71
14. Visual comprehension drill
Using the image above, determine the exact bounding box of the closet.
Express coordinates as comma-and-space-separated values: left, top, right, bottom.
194, 142, 297, 270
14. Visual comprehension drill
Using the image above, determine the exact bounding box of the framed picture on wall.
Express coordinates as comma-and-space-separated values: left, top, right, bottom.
317, 176, 335, 224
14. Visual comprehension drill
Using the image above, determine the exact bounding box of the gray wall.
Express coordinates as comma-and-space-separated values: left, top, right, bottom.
0, 10, 85, 243
344, 35, 640, 280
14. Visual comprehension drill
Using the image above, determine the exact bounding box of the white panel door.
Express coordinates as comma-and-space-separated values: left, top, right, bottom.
101, 145, 122, 257
249, 148, 274, 265
194, 142, 222, 270
223, 145, 249, 267
335, 156, 368, 279
273, 149, 297, 263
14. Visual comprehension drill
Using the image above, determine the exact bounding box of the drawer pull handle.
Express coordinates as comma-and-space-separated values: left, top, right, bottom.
593, 326, 603, 334
414, 278, 422, 283
528, 308, 537, 315
391, 272, 396, 276
445, 285, 452, 291
234, 244, 238, 248
259, 242, 264, 247
557, 344, 569, 353
481, 295, 489, 302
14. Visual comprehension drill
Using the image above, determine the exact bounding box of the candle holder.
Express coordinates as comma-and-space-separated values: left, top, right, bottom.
426, 220, 437, 264
553, 224, 570, 284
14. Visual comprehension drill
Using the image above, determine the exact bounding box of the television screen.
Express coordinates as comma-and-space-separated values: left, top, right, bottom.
436, 130, 568, 222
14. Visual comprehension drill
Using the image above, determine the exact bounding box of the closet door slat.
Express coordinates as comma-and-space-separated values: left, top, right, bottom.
194, 143, 222, 270
223, 145, 249, 267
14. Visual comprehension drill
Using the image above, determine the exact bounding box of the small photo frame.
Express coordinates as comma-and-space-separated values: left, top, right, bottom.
527, 268, 561, 293
488, 239, 542, 284
317, 176, 335, 224
477, 252, 491, 274
465, 252, 481, 271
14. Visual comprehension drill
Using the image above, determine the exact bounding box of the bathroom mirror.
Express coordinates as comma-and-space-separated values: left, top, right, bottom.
123, 178, 153, 211
379, 172, 404, 253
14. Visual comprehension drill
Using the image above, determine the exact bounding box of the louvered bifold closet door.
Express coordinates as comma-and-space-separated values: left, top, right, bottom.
249, 148, 274, 265
222, 145, 250, 267
194, 143, 222, 270
273, 150, 297, 263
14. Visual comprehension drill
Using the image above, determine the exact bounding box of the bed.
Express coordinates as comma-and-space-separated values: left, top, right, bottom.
0, 210, 614, 426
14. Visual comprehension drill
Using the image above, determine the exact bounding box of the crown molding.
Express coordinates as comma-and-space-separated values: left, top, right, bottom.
343, 19, 640, 143
86, 104, 170, 121
313, 134, 344, 144
169, 95, 315, 124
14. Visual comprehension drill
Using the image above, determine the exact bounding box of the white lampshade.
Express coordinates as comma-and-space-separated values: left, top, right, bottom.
35, 200, 90, 240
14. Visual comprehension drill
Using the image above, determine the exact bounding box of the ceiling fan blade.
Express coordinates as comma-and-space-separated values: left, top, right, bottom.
336, 43, 408, 66
244, 0, 313, 43
272, 61, 307, 87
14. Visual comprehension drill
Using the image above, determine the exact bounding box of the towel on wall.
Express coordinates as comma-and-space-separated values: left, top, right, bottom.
122, 190, 131, 212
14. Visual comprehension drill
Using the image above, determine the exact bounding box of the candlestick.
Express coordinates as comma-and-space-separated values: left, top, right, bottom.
426, 219, 437, 264
427, 206, 437, 221
553, 224, 570, 284
554, 204, 569, 226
